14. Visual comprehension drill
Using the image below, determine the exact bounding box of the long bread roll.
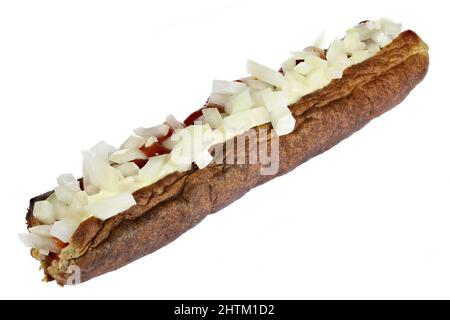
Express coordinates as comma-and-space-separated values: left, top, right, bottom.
25, 27, 429, 285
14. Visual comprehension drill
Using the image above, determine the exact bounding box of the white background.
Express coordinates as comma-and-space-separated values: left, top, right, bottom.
0, 0, 448, 300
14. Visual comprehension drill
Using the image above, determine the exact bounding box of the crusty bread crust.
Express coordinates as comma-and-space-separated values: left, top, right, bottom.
27, 30, 429, 285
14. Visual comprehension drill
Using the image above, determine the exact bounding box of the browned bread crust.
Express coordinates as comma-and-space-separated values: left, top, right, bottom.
27, 30, 429, 285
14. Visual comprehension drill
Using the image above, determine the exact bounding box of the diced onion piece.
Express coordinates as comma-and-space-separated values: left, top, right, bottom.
138, 154, 169, 183
90, 141, 117, 162
29, 225, 52, 238
366, 20, 382, 30
371, 30, 392, 47
161, 128, 183, 150
168, 151, 193, 172
50, 216, 80, 243
109, 148, 147, 164
245, 107, 271, 127
312, 31, 326, 49
194, 150, 213, 169
145, 136, 158, 147
86, 192, 136, 221
251, 87, 273, 106
343, 32, 366, 54
57, 174, 80, 191
221, 107, 270, 138
365, 40, 381, 54
165, 114, 184, 129
120, 134, 145, 149
33, 200, 56, 224
304, 55, 328, 69
54, 185, 78, 205
75, 191, 88, 206
247, 60, 285, 88
380, 18, 402, 36
349, 50, 371, 65
290, 50, 319, 60
307, 68, 330, 89
293, 61, 314, 75
208, 92, 228, 106
82, 151, 122, 192
115, 162, 140, 178
283, 71, 309, 104
304, 46, 326, 58
282, 57, 297, 72
134, 124, 170, 139
243, 79, 273, 90
326, 38, 349, 68
19, 233, 60, 253
212, 80, 247, 95
272, 112, 296, 136
169, 124, 215, 167
53, 200, 72, 220
202, 108, 223, 129
224, 88, 254, 114
261, 91, 287, 113
346, 25, 374, 42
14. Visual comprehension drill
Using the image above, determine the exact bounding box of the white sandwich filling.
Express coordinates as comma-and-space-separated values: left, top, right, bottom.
20, 19, 402, 254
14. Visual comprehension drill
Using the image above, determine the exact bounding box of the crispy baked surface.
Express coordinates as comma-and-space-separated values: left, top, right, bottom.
27, 30, 429, 284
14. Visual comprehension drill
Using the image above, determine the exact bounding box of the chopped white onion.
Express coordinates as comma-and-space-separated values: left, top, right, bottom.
134, 124, 170, 139
272, 112, 296, 136
371, 30, 392, 47
50, 216, 80, 243
115, 162, 140, 178
290, 50, 319, 60
212, 80, 247, 95
75, 190, 88, 206
243, 78, 273, 90
343, 32, 366, 54
224, 88, 254, 114
346, 25, 374, 42
365, 40, 381, 54
246, 60, 285, 88
165, 114, 184, 129
109, 148, 147, 164
221, 107, 270, 138
282, 57, 297, 72
145, 136, 158, 147
29, 225, 52, 238
120, 134, 145, 150
304, 55, 328, 69
19, 233, 60, 253
86, 192, 136, 221
33, 200, 56, 224
82, 150, 122, 192
194, 150, 213, 169
138, 154, 169, 183
380, 18, 402, 36
326, 38, 349, 68
307, 68, 330, 89
208, 92, 228, 106
57, 174, 80, 191
283, 71, 308, 104
261, 91, 288, 113
202, 108, 223, 129
293, 61, 314, 75
90, 141, 117, 162
312, 30, 326, 49
54, 185, 77, 205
